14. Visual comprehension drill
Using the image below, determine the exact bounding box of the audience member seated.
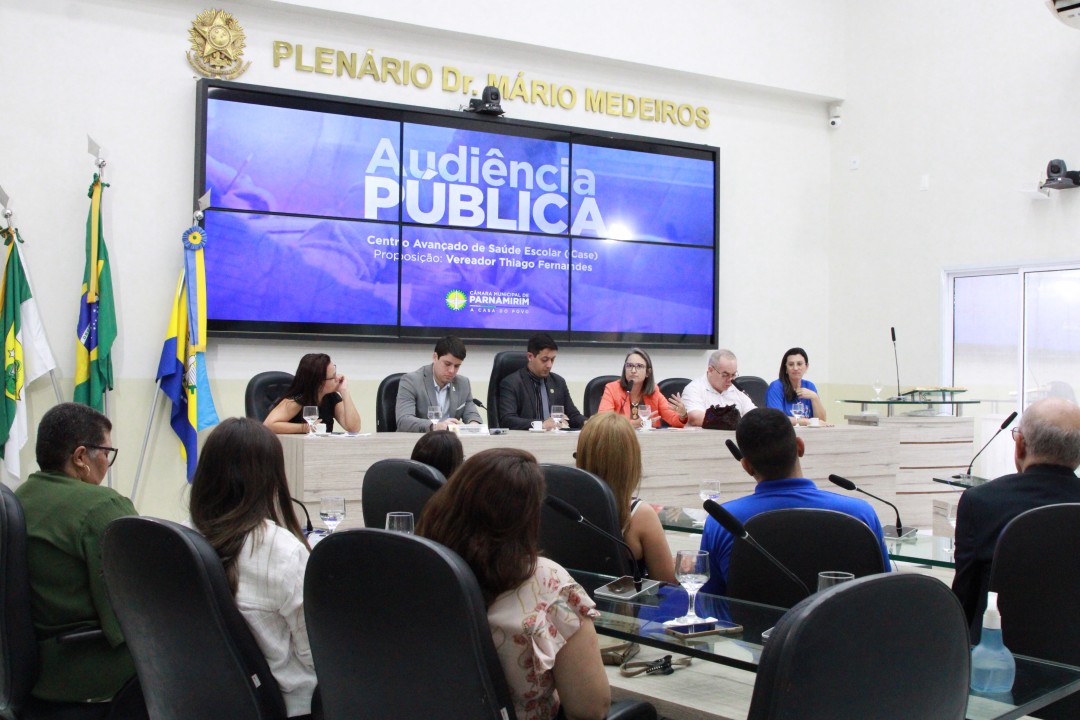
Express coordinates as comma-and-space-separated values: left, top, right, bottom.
498, 333, 587, 431
395, 335, 483, 433
575, 413, 676, 583
952, 397, 1080, 636
597, 348, 686, 429
765, 347, 826, 424
699, 408, 889, 596
682, 349, 756, 428
264, 353, 361, 435
418, 448, 609, 720
15, 403, 144, 718
410, 429, 465, 479
190, 417, 316, 719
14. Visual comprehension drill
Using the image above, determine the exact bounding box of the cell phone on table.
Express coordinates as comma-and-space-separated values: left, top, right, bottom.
594, 575, 661, 600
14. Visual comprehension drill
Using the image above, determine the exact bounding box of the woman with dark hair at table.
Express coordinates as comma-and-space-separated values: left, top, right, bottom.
418, 448, 610, 720
190, 417, 315, 719
597, 347, 686, 428
410, 429, 464, 479
576, 412, 676, 584
264, 352, 361, 434
765, 347, 826, 425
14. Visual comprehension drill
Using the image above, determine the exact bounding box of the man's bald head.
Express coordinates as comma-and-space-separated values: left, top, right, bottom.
1016, 397, 1080, 471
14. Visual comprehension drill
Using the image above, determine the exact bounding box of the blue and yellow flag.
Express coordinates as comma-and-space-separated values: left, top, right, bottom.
74, 174, 116, 411
156, 226, 218, 480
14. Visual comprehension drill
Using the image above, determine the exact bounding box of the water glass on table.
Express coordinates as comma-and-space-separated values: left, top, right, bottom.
303, 405, 319, 434
428, 407, 442, 426
675, 550, 710, 623
817, 571, 854, 592
385, 511, 415, 534
638, 404, 653, 430
550, 405, 566, 430
319, 496, 346, 533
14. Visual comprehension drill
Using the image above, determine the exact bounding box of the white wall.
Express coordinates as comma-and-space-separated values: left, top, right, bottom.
1, 0, 837, 519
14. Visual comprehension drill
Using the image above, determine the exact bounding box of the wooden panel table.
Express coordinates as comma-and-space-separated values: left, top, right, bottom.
279, 425, 901, 531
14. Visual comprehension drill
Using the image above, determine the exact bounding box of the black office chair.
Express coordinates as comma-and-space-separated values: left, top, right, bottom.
748, 573, 969, 720
990, 503, 1080, 719
732, 375, 768, 408
305, 530, 654, 720
539, 464, 633, 578
0, 483, 38, 720
583, 375, 619, 417
360, 459, 446, 529
244, 371, 294, 421
375, 372, 404, 432
486, 351, 529, 428
101, 517, 287, 720
726, 508, 886, 608
657, 377, 691, 399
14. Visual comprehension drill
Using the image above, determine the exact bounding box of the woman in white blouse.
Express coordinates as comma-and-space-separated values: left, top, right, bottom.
190, 417, 316, 719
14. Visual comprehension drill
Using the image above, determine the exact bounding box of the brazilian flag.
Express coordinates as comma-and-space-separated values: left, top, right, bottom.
74, 174, 116, 412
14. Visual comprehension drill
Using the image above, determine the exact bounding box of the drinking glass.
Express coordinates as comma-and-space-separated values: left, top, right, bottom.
698, 479, 722, 504
319, 496, 346, 533
817, 571, 854, 592
385, 511, 415, 534
791, 402, 807, 423
427, 407, 442, 424
675, 550, 709, 623
638, 404, 653, 430
302, 405, 319, 434
550, 405, 566, 430
872, 380, 884, 401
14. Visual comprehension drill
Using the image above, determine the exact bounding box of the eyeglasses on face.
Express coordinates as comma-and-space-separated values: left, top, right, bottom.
710, 367, 738, 380
1010, 427, 1022, 441
625, 363, 647, 371
87, 445, 119, 467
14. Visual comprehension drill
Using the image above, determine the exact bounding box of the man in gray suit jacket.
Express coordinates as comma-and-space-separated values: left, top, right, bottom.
395, 336, 483, 432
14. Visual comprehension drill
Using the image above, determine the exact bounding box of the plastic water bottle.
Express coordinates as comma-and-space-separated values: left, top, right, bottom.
970, 591, 1016, 693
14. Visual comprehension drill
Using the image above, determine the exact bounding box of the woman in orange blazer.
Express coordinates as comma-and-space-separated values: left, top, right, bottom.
598, 348, 687, 428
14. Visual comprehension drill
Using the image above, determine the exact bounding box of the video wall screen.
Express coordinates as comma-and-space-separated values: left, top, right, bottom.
196, 79, 719, 347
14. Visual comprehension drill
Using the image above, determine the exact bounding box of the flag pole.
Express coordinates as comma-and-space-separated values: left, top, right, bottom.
130, 380, 162, 508
103, 389, 112, 488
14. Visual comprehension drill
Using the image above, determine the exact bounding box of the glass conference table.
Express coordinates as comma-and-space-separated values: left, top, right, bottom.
570, 569, 1080, 720
657, 506, 958, 569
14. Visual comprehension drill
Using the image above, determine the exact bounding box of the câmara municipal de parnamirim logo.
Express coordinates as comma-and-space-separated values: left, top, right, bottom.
445, 290, 467, 311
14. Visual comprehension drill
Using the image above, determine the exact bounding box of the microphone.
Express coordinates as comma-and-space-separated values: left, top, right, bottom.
545, 495, 642, 591
827, 474, 912, 540
725, 439, 742, 461
406, 466, 445, 492
291, 496, 313, 535
953, 411, 1018, 484
472, 398, 486, 410
703, 499, 810, 598
890, 326, 902, 399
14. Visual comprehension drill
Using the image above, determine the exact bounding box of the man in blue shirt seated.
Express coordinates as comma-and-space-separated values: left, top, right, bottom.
699, 408, 891, 596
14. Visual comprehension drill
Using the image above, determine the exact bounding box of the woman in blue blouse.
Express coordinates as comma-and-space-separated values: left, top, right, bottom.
766, 347, 827, 424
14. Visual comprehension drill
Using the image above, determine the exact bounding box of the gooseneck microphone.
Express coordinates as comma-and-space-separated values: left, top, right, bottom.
725, 439, 743, 462
546, 495, 642, 591
955, 411, 1019, 483
703, 499, 810, 597
828, 474, 911, 540
891, 326, 902, 399
291, 496, 313, 535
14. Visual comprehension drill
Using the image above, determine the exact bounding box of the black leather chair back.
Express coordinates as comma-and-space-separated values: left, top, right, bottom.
732, 375, 768, 408
726, 508, 885, 608
0, 484, 37, 720
991, 503, 1080, 719
360, 459, 446, 529
102, 517, 287, 720
749, 573, 969, 720
539, 465, 633, 577
375, 373, 404, 432
304, 529, 516, 720
244, 371, 294, 421
583, 375, 619, 417
486, 351, 529, 428
657, 377, 691, 399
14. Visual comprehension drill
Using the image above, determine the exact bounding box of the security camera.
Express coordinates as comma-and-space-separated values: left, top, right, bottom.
1047, 0, 1080, 30
828, 103, 842, 128
829, 117, 842, 128
1041, 158, 1080, 189
466, 85, 505, 116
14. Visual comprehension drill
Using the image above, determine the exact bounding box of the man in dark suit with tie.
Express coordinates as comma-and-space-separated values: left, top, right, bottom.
952, 397, 1080, 637
395, 335, 483, 432
498, 333, 586, 431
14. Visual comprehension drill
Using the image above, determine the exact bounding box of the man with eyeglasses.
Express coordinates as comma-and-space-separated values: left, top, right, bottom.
682, 349, 756, 427
952, 397, 1080, 640
15, 402, 145, 717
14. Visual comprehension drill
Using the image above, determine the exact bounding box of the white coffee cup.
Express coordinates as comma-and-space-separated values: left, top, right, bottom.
531, 420, 544, 431
807, 418, 820, 427
315, 422, 327, 435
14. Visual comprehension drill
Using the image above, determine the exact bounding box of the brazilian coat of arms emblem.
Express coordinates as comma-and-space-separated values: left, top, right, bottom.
187, 9, 251, 80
